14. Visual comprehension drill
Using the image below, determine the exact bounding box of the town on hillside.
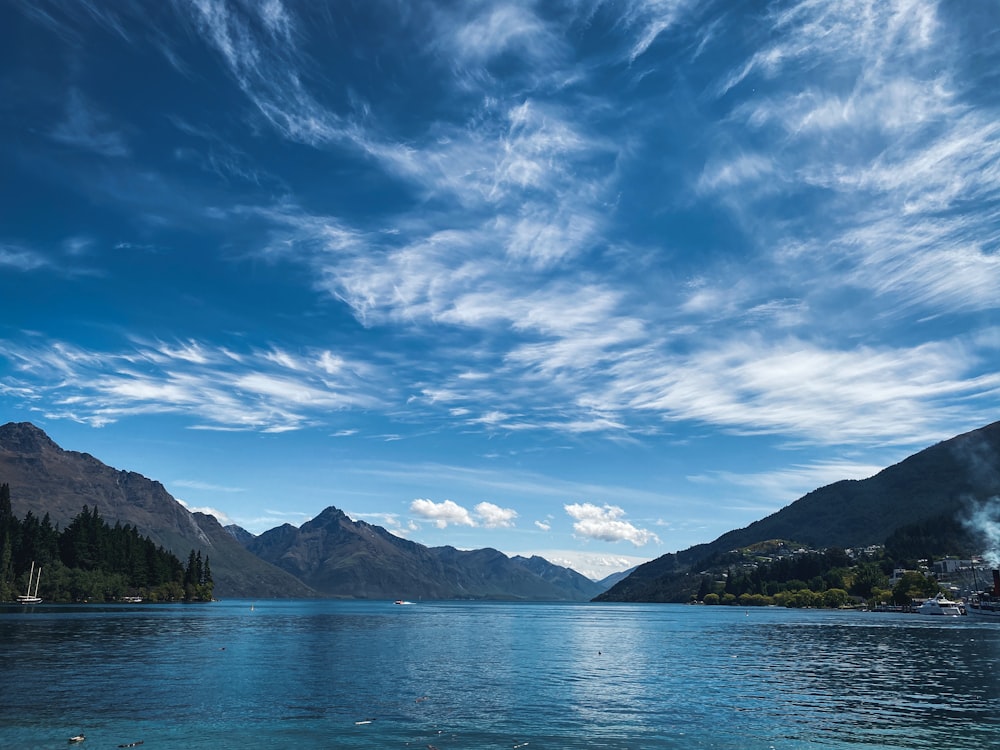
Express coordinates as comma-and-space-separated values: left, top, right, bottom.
689, 539, 999, 615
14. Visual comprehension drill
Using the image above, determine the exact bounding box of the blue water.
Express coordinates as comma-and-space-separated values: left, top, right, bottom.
1, 601, 998, 749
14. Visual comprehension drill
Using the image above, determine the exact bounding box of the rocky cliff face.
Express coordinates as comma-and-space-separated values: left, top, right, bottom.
0, 422, 314, 598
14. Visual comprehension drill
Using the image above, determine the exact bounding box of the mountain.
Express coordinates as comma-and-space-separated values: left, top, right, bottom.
247, 506, 605, 600
511, 555, 607, 599
0, 422, 605, 600
599, 420, 1000, 602
0, 422, 315, 598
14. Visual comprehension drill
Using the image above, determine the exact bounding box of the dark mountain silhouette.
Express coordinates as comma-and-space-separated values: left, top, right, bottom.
245, 506, 605, 600
598, 420, 1000, 602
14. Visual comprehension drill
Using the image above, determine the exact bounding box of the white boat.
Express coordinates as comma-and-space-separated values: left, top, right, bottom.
966, 569, 1000, 620
16, 561, 42, 605
916, 593, 962, 616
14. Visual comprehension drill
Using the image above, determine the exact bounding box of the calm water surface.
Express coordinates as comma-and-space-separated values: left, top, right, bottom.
1, 600, 997, 749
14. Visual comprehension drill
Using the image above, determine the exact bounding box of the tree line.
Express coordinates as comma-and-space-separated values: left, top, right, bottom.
0, 482, 213, 603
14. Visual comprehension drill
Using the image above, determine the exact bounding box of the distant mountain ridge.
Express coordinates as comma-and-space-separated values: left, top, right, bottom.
0, 422, 605, 601
599, 420, 1000, 602
238, 506, 605, 601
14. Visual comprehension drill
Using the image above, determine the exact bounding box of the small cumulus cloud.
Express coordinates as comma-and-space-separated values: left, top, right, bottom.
475, 501, 517, 528
535, 519, 551, 532
410, 498, 475, 528
410, 498, 519, 529
564, 502, 660, 546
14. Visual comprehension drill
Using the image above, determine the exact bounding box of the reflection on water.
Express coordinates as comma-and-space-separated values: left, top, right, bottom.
1, 601, 998, 749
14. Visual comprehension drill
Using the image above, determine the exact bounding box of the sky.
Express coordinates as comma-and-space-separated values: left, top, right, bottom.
2, 0, 999, 580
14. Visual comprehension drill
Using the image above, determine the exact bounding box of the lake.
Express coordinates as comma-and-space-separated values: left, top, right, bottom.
1, 600, 998, 749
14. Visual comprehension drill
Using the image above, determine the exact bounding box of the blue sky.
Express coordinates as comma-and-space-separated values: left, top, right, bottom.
2, 1, 999, 579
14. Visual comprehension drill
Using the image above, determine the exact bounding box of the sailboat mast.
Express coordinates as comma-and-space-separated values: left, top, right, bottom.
33, 566, 41, 597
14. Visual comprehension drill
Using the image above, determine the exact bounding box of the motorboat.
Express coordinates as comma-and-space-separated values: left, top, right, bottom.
916, 594, 962, 616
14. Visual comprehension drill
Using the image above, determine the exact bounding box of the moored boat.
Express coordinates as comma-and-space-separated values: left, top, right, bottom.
916, 593, 962, 616
966, 569, 1000, 620
16, 561, 42, 605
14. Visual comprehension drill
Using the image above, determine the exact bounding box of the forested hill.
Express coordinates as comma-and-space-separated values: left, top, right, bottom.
0, 485, 214, 603
598, 420, 1000, 602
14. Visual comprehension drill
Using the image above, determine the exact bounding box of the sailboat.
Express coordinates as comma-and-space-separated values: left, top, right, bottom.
17, 561, 42, 604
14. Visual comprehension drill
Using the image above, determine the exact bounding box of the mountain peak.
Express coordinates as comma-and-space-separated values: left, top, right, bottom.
0, 422, 61, 454
314, 505, 348, 522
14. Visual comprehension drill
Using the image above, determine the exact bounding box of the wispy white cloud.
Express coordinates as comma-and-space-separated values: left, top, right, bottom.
0, 243, 50, 271
611, 335, 1000, 446
699, 0, 1000, 327
442, 2, 562, 65
184, 0, 350, 147
172, 479, 245, 493
618, 0, 700, 63
0, 337, 387, 432
51, 89, 129, 157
